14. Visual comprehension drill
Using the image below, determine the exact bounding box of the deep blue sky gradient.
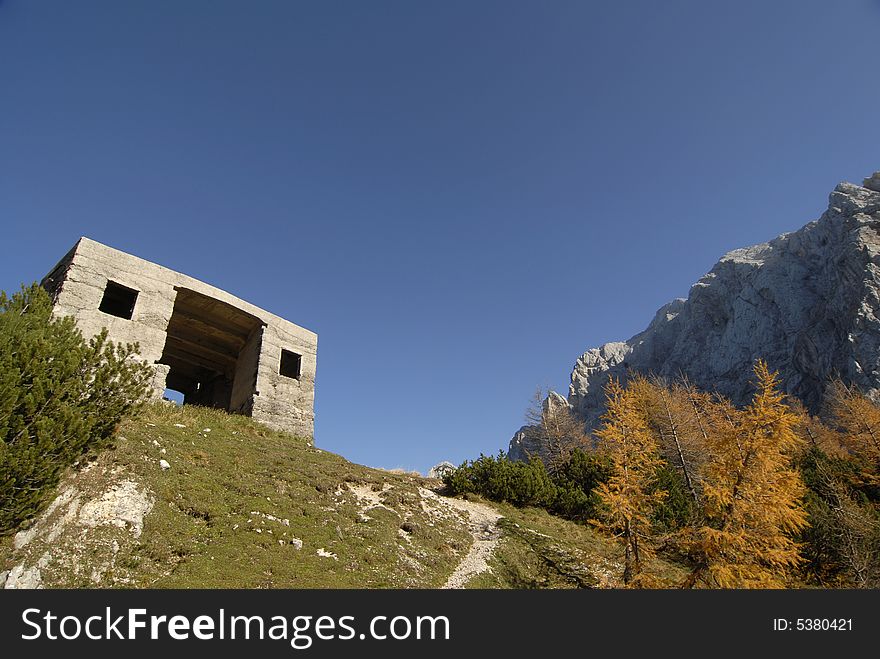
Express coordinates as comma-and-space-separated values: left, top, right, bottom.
2, 1, 879, 471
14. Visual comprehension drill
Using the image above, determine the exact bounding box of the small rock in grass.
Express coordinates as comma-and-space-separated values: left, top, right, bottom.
159, 459, 170, 471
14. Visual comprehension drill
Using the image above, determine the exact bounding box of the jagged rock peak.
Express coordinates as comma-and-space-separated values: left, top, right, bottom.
427, 461, 456, 479
509, 172, 880, 459
507, 390, 572, 463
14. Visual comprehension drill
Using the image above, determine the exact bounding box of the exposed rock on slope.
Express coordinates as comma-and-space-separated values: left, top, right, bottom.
2, 466, 154, 589
510, 172, 880, 458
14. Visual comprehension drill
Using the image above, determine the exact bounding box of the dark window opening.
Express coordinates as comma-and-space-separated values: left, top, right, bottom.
99, 281, 138, 319
280, 349, 302, 380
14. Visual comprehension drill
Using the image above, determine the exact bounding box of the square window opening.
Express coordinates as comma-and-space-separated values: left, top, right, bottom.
99, 281, 138, 319
280, 349, 302, 380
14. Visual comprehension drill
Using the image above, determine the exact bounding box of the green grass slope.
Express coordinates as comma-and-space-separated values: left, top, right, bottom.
1, 403, 686, 588
1, 403, 471, 588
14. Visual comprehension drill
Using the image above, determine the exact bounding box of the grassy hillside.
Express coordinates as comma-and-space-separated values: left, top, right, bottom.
1, 403, 686, 588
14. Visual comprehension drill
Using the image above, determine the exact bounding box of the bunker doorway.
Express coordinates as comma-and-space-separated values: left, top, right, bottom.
157, 287, 264, 415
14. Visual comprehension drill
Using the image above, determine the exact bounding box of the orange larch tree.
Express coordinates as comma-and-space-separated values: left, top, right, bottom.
594, 376, 666, 586
682, 360, 808, 588
827, 380, 880, 473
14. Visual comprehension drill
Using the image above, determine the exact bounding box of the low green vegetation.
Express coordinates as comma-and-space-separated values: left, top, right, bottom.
443, 449, 611, 520
798, 446, 880, 587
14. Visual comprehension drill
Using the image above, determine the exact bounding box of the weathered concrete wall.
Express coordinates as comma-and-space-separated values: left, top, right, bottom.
230, 325, 263, 416
43, 237, 318, 438
252, 322, 316, 437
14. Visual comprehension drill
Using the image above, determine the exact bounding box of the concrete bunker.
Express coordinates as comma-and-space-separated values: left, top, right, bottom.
42, 237, 317, 438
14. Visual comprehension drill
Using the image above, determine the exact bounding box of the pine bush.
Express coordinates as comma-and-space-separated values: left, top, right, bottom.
0, 283, 152, 534
443, 449, 610, 516
549, 449, 612, 520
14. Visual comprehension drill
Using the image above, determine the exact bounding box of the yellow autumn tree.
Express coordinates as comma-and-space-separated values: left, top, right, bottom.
827, 380, 880, 473
594, 376, 666, 586
682, 360, 808, 588
789, 397, 847, 458
639, 377, 710, 508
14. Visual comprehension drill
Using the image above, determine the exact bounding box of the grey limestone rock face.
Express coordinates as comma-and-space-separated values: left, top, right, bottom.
427, 461, 456, 479
507, 425, 546, 463
509, 174, 880, 458
507, 390, 574, 463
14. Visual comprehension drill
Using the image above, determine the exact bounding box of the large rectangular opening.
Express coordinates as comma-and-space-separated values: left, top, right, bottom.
157, 288, 264, 414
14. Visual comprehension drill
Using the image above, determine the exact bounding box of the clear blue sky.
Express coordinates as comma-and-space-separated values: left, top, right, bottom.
2, 1, 879, 472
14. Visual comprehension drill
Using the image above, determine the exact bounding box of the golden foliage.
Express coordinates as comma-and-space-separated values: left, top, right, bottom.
637, 377, 711, 508
542, 361, 880, 589
594, 377, 666, 586
789, 397, 848, 458
681, 361, 808, 588
827, 380, 880, 471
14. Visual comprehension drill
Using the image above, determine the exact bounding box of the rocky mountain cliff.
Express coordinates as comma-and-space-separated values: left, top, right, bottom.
510, 171, 880, 461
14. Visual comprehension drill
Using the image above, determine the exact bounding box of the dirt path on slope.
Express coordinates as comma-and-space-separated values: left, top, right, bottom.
420, 490, 502, 589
